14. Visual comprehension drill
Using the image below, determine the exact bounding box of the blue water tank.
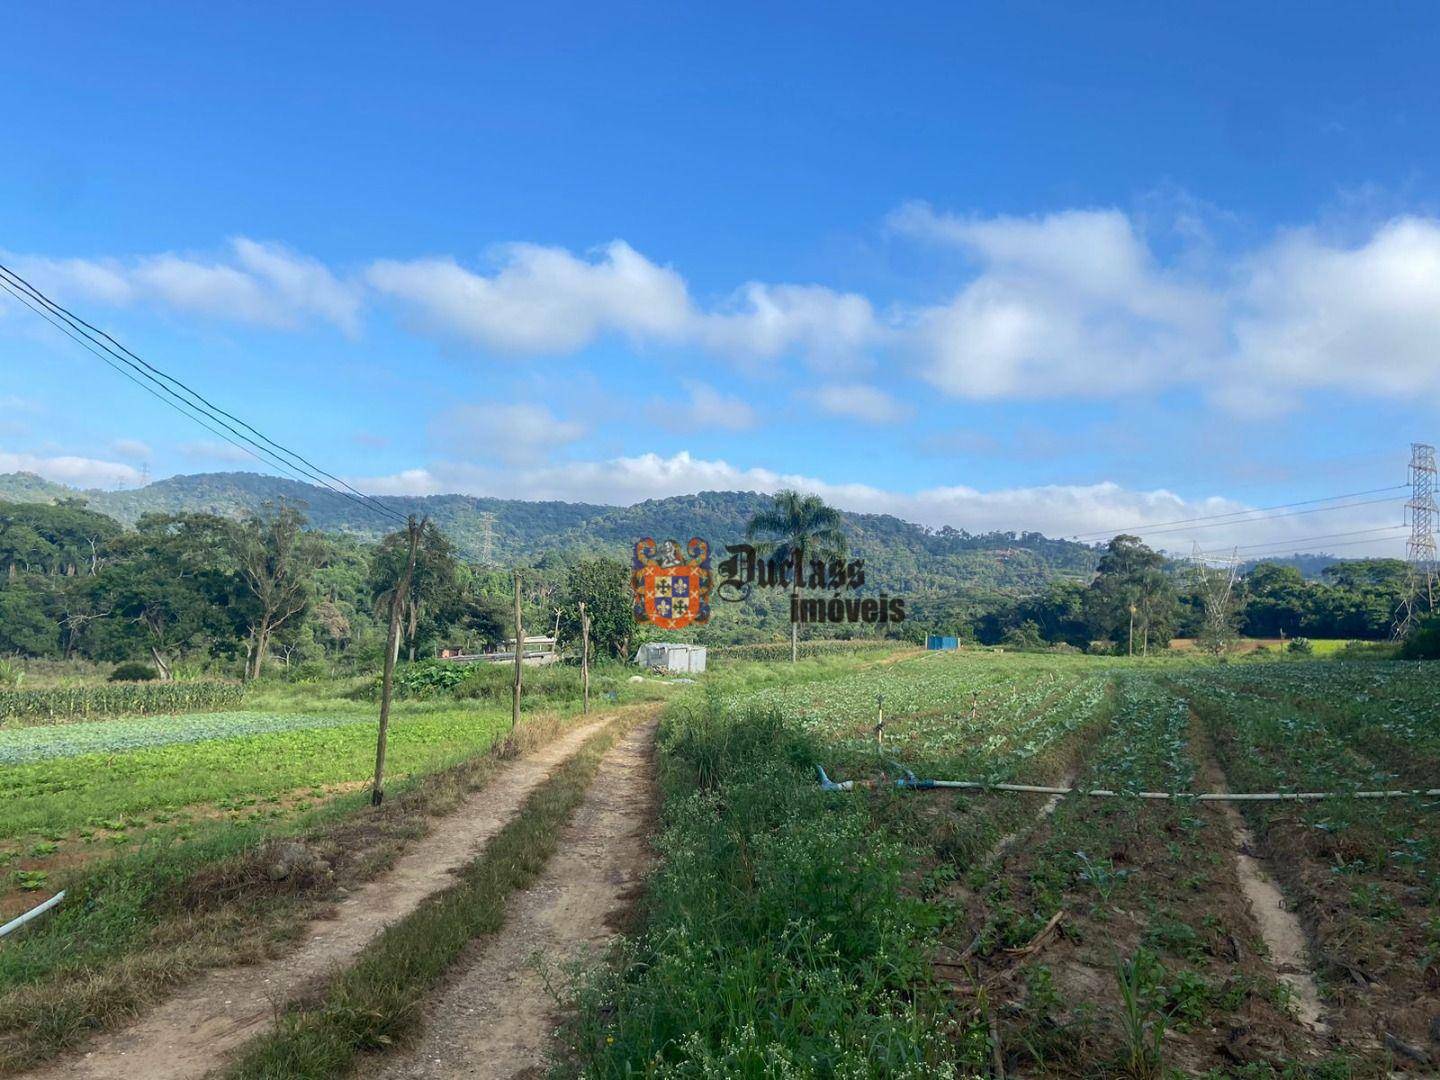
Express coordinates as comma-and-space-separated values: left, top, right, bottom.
926, 635, 959, 651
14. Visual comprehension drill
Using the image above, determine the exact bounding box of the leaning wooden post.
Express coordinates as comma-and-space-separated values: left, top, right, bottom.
579, 601, 591, 715
512, 568, 523, 732
373, 516, 422, 807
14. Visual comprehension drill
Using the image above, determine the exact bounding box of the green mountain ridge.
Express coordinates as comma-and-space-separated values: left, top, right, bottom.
0, 470, 1104, 598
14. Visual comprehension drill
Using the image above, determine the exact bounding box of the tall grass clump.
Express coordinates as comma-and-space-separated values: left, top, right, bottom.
560, 692, 974, 1077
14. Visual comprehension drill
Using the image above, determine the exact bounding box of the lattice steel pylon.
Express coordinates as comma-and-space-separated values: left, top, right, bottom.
1190, 543, 1241, 648
1395, 442, 1437, 638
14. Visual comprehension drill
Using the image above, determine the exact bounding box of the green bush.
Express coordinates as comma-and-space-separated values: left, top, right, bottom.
109, 662, 159, 682
1399, 615, 1440, 660
0, 681, 243, 724
1286, 637, 1314, 656
288, 660, 329, 684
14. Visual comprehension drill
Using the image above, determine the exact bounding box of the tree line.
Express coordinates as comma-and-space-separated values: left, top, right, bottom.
947, 534, 1416, 651
0, 499, 637, 677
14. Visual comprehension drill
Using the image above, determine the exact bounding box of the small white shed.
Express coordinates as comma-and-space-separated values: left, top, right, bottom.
634, 642, 708, 674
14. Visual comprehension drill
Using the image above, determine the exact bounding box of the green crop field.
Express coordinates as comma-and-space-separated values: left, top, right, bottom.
562, 649, 1439, 1078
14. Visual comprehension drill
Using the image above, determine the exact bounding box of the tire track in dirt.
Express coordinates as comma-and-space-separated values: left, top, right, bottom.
365, 717, 657, 1079
21, 711, 634, 1080
1194, 732, 1330, 1036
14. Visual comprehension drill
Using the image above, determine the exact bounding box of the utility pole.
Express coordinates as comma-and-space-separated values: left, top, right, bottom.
579, 600, 591, 715
1396, 442, 1437, 638
373, 516, 422, 807
512, 568, 523, 732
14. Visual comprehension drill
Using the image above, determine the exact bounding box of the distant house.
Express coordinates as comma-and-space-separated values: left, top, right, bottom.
634, 642, 707, 674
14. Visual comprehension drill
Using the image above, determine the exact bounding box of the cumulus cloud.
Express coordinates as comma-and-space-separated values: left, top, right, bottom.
810, 383, 909, 423
0, 451, 142, 489
353, 450, 1403, 555
368, 241, 692, 354
892, 203, 1219, 398
1232, 216, 1440, 398
429, 402, 585, 464
699, 283, 881, 368
367, 241, 880, 366
6, 239, 361, 333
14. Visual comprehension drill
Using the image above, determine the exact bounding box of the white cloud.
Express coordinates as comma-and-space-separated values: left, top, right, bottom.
810, 383, 909, 423
110, 438, 153, 460
892, 203, 1219, 399
354, 450, 1404, 555
367, 241, 692, 355
0, 451, 142, 489
7, 239, 361, 334
429, 402, 585, 464
367, 242, 881, 366
699, 283, 881, 368
1232, 216, 1440, 398
649, 380, 757, 432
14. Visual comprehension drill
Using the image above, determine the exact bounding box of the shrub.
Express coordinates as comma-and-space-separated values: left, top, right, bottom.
1286, 637, 1314, 656
289, 660, 329, 684
1399, 616, 1440, 660
109, 662, 160, 682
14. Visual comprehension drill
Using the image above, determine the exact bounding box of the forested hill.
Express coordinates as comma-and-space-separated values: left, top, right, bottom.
0, 470, 1102, 594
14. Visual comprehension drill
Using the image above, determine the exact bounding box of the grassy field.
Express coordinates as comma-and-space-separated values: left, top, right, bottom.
3, 646, 1434, 1077
0, 662, 669, 1072
562, 649, 1437, 1078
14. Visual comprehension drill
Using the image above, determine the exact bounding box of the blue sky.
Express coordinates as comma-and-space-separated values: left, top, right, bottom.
3, 2, 1439, 556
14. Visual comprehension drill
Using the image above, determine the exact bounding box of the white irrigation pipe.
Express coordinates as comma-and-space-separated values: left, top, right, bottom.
0, 891, 64, 939
815, 767, 1440, 802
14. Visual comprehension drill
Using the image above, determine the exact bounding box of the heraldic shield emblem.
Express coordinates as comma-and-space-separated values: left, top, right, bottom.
632, 537, 712, 629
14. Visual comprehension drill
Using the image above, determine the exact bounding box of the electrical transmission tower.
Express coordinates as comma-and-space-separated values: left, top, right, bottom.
480, 512, 496, 566
1395, 442, 1437, 637
1190, 543, 1241, 650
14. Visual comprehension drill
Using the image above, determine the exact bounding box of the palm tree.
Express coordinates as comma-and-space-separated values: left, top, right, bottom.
746, 490, 848, 662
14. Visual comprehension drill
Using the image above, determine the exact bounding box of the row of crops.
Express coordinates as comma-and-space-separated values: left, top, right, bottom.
1177, 662, 1439, 1056
618, 650, 1432, 1074
0, 681, 242, 724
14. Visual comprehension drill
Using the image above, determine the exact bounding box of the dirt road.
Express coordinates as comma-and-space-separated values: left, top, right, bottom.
24, 713, 626, 1080
366, 717, 657, 1079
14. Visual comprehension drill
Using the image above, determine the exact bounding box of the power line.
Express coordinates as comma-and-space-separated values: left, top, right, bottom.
1066, 486, 1407, 542
1198, 532, 1409, 563
0, 263, 407, 526
0, 263, 404, 524
0, 262, 402, 522
0, 276, 372, 514
1189, 524, 1409, 561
